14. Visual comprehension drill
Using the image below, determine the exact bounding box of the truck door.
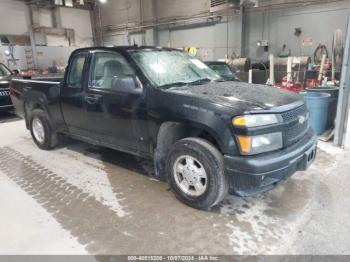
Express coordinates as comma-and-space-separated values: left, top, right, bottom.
60, 51, 90, 138
84, 50, 148, 155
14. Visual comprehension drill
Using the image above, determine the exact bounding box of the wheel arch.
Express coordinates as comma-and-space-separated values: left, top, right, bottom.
153, 121, 225, 180
24, 99, 51, 129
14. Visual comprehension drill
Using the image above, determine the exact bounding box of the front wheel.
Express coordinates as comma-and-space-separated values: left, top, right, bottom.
166, 138, 228, 210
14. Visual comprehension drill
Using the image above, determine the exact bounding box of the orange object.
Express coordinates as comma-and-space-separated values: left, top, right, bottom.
306, 79, 321, 88
273, 82, 302, 93
237, 136, 251, 153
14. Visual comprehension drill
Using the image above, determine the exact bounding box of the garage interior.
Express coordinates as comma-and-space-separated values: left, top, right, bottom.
1, 0, 350, 258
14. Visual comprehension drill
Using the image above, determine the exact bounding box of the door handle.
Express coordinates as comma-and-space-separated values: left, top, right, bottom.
85, 94, 102, 104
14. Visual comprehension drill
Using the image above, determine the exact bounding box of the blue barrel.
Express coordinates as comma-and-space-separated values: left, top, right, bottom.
305, 87, 339, 129
301, 92, 331, 135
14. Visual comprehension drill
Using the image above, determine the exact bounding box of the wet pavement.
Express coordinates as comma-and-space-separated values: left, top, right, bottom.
0, 110, 20, 124
0, 117, 349, 255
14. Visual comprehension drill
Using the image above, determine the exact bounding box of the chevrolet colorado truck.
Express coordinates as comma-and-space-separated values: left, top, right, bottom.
0, 63, 14, 111
10, 46, 317, 209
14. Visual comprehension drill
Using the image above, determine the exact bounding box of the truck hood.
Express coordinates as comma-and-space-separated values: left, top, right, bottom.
166, 81, 303, 112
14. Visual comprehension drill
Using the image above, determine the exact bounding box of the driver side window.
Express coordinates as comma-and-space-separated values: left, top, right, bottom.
90, 52, 135, 89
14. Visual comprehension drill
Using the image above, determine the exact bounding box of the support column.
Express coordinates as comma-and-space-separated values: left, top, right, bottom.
27, 4, 38, 68
90, 8, 99, 46
239, 5, 245, 57
334, 17, 350, 148
92, 2, 104, 46
150, 0, 158, 46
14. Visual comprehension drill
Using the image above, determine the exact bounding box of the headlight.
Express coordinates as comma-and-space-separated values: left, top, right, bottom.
236, 132, 283, 155
233, 114, 279, 128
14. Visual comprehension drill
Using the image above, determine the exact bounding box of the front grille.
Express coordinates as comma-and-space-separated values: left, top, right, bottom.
281, 104, 307, 122
0, 83, 9, 90
0, 85, 10, 97
282, 104, 309, 147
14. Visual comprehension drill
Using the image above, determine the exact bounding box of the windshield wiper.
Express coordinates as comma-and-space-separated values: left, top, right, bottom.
158, 82, 189, 89
158, 78, 218, 89
188, 78, 212, 85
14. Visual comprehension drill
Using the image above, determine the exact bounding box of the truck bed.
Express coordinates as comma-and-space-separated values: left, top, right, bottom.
10, 77, 64, 126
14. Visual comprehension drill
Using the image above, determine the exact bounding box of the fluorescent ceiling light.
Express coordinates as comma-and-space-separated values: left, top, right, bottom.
65, 0, 73, 7
99, 0, 108, 3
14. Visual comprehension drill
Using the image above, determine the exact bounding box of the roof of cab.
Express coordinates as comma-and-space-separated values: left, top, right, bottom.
72, 45, 182, 53
204, 61, 229, 65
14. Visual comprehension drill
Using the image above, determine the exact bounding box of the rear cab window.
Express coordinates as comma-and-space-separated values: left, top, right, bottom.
0, 63, 11, 77
67, 52, 88, 88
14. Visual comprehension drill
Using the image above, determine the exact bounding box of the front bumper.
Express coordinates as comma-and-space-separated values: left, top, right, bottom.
224, 128, 317, 196
0, 105, 13, 111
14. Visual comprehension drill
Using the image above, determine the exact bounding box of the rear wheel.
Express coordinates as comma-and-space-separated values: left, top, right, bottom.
166, 137, 228, 210
29, 109, 58, 150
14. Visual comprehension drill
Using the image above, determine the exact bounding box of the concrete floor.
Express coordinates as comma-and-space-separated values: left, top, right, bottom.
0, 111, 350, 255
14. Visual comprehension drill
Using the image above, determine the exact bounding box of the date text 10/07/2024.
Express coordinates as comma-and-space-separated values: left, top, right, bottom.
127, 255, 219, 261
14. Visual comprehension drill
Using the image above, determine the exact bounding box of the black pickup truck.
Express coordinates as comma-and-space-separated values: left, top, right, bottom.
0, 63, 14, 111
10, 46, 317, 209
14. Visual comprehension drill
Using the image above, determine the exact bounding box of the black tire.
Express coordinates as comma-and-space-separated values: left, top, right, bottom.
29, 109, 59, 150
166, 137, 228, 210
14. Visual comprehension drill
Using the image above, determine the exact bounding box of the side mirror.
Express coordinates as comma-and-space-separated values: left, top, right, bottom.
12, 69, 19, 76
111, 75, 142, 94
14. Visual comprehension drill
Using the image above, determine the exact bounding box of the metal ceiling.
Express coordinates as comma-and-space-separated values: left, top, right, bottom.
16, 0, 96, 10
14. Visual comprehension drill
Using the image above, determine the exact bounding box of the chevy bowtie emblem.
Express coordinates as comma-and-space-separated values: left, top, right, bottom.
298, 115, 306, 124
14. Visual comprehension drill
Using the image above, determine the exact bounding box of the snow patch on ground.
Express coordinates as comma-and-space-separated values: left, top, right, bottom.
1, 121, 129, 217
220, 195, 287, 254
0, 172, 87, 254
317, 141, 343, 155
14, 140, 129, 217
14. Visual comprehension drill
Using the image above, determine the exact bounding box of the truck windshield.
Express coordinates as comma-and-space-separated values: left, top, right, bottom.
130, 50, 221, 88
0, 64, 11, 77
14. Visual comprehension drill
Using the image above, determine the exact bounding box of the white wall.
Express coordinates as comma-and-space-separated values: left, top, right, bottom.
157, 1, 350, 61
35, 46, 78, 68
96, 0, 240, 58
99, 0, 140, 26
0, 46, 27, 70
156, 0, 209, 20
0, 1, 93, 48
0, 2, 92, 70
0, 45, 78, 70
95, 0, 350, 61
0, 0, 29, 35
37, 9, 53, 27
157, 15, 242, 61
244, 1, 350, 61
59, 7, 93, 47
33, 7, 93, 47
98, 0, 154, 26
46, 35, 69, 47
